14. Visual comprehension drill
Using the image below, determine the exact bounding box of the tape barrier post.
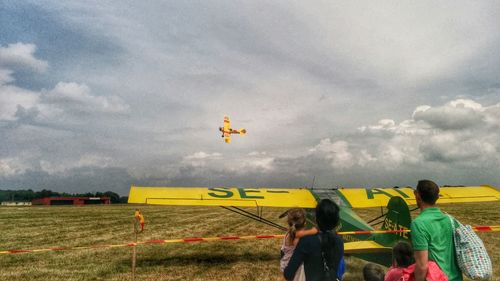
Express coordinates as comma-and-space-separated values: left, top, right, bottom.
132, 209, 144, 281
132, 219, 137, 281
132, 218, 137, 281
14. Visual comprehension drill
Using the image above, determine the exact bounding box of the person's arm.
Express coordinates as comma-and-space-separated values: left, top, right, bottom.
414, 250, 428, 281
295, 227, 318, 238
293, 227, 318, 245
411, 220, 429, 281
284, 238, 307, 280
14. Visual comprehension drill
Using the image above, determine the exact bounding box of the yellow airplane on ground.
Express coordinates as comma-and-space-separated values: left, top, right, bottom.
219, 115, 246, 143
128, 185, 500, 266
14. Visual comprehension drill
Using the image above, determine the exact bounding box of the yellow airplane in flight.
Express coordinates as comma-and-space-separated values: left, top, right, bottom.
219, 115, 246, 143
128, 185, 499, 266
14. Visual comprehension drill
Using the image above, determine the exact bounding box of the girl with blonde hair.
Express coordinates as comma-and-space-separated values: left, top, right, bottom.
280, 208, 318, 281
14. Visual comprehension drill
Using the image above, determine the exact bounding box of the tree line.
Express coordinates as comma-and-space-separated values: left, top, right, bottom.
0, 189, 128, 203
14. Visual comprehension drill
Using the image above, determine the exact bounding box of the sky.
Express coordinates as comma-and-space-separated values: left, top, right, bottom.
1, 1, 500, 195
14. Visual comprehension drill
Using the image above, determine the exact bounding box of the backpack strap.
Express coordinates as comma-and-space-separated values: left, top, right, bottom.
447, 214, 458, 249
447, 214, 455, 232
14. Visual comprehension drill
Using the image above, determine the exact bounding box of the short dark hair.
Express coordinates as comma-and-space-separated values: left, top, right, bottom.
363, 263, 385, 281
392, 241, 414, 267
416, 179, 439, 205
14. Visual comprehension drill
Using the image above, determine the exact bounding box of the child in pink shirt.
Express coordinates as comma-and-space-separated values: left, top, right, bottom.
385, 241, 448, 281
280, 208, 318, 281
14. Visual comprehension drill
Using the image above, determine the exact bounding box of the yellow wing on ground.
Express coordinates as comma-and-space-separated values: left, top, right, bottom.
344, 241, 391, 254
128, 186, 318, 208
336, 185, 500, 208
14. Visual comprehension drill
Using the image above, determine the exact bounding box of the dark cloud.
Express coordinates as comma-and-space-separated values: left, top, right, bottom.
0, 2, 124, 90
12, 105, 40, 127
0, 167, 134, 195
413, 106, 485, 130
1, 1, 500, 193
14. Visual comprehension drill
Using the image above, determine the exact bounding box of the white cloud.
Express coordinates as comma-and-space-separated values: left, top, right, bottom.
0, 43, 48, 73
241, 157, 274, 173
354, 99, 500, 168
248, 151, 267, 156
359, 119, 398, 136
182, 151, 223, 167
40, 154, 114, 175
0, 68, 14, 85
306, 98, 500, 176
381, 145, 405, 165
180, 151, 275, 173
0, 44, 43, 121
0, 158, 28, 177
483, 102, 500, 125
413, 99, 485, 130
449, 99, 483, 111
358, 150, 377, 166
310, 139, 355, 169
0, 84, 39, 121
0, 43, 129, 124
420, 133, 496, 163
412, 105, 432, 117
241, 155, 274, 172
42, 82, 129, 114
184, 151, 222, 160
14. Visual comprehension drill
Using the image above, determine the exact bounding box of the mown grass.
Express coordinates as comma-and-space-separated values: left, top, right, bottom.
0, 202, 498, 281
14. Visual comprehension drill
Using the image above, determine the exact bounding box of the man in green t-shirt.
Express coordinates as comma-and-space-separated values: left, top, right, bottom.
411, 180, 462, 281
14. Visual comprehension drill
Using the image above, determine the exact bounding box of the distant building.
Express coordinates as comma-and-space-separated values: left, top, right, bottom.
1, 201, 32, 206
32, 197, 111, 206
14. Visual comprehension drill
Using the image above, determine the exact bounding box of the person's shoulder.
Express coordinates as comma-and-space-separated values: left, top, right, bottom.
295, 233, 319, 252
411, 214, 428, 232
333, 233, 343, 243
412, 214, 424, 223
385, 267, 404, 281
299, 233, 319, 243
412, 214, 425, 226
413, 209, 436, 223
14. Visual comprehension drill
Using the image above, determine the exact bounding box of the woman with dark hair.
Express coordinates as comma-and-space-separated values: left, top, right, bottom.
284, 199, 344, 281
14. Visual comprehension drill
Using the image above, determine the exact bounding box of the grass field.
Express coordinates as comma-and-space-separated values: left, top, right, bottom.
0, 202, 498, 281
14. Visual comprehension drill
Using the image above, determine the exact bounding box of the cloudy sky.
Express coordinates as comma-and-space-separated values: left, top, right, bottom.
1, 1, 500, 195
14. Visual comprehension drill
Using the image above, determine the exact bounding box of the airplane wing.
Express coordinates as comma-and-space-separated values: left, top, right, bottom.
335, 185, 500, 208
223, 116, 230, 132
129, 185, 499, 209
343, 241, 391, 254
224, 133, 231, 143
223, 116, 231, 143
128, 186, 318, 208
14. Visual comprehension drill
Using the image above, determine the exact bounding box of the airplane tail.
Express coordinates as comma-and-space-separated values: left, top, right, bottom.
239, 128, 247, 135
303, 190, 411, 266
351, 196, 412, 266
374, 196, 412, 248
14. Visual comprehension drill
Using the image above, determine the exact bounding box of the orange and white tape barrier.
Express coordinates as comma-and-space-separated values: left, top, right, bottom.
1, 226, 498, 255
337, 225, 500, 235
0, 235, 285, 255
